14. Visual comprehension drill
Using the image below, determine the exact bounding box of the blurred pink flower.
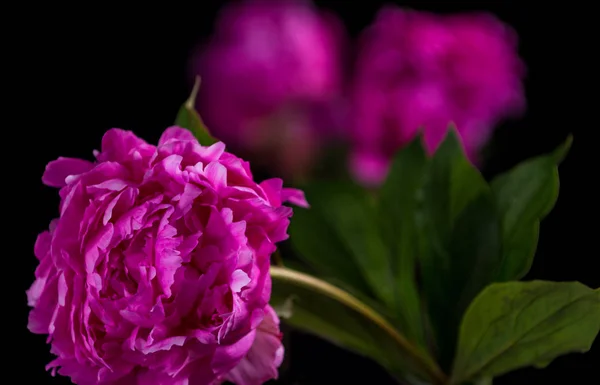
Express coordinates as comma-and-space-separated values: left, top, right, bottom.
350, 7, 526, 185
28, 126, 307, 385
190, 0, 346, 180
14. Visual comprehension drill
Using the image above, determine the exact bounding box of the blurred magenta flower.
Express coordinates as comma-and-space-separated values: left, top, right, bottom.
28, 126, 307, 385
350, 7, 526, 185
190, 0, 345, 180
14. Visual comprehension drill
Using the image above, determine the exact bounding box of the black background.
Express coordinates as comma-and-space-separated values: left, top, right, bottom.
11, 1, 598, 384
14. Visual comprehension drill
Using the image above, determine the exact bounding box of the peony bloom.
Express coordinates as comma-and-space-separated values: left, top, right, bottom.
350, 7, 526, 185
190, 0, 346, 180
27, 126, 307, 385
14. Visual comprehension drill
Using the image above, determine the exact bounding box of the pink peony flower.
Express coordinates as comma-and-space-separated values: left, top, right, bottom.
350, 7, 526, 185
27, 126, 307, 385
190, 0, 346, 180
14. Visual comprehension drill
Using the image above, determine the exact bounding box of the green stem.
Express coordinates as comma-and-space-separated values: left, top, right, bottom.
185, 76, 201, 109
270, 266, 448, 385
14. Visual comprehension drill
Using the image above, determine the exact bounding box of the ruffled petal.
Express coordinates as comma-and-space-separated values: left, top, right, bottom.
42, 157, 94, 187
159, 126, 198, 145
224, 306, 284, 385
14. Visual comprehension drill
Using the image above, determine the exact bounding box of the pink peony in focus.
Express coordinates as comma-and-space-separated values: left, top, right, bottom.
27, 126, 307, 385
190, 0, 346, 180
350, 7, 526, 185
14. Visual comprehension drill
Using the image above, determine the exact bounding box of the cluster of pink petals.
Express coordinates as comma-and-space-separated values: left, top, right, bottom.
350, 7, 526, 185
27, 127, 307, 385
191, 0, 345, 179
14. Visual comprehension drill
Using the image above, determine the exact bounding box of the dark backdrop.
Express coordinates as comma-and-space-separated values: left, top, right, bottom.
13, 1, 597, 384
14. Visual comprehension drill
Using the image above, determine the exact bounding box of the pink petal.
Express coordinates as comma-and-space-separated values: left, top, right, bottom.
42, 157, 94, 187
224, 306, 284, 385
204, 161, 228, 190
349, 151, 390, 187
212, 329, 257, 375
199, 141, 227, 161
98, 128, 152, 163
259, 179, 283, 206
281, 188, 309, 208
159, 126, 198, 145
231, 270, 251, 293
34, 231, 52, 260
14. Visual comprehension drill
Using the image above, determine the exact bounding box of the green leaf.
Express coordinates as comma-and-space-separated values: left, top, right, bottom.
290, 181, 394, 307
551, 134, 573, 163
288, 199, 373, 297
280, 243, 393, 322
451, 280, 600, 384
491, 135, 572, 281
378, 137, 428, 346
175, 76, 218, 146
447, 194, 503, 312
424, 128, 488, 230
473, 378, 493, 385
495, 221, 540, 282
270, 266, 448, 385
418, 129, 503, 368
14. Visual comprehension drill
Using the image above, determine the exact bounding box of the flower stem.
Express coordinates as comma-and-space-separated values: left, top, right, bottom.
270, 266, 448, 385
185, 76, 201, 109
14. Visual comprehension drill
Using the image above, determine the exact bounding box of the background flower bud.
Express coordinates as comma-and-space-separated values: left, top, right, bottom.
349, 7, 526, 186
190, 0, 346, 181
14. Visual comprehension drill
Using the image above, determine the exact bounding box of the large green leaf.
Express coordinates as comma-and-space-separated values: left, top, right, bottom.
418, 129, 503, 369
451, 281, 600, 384
378, 137, 429, 346
288, 195, 373, 297
175, 76, 218, 146
289, 181, 394, 307
447, 194, 502, 312
270, 266, 448, 385
422, 129, 488, 232
491, 136, 572, 281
